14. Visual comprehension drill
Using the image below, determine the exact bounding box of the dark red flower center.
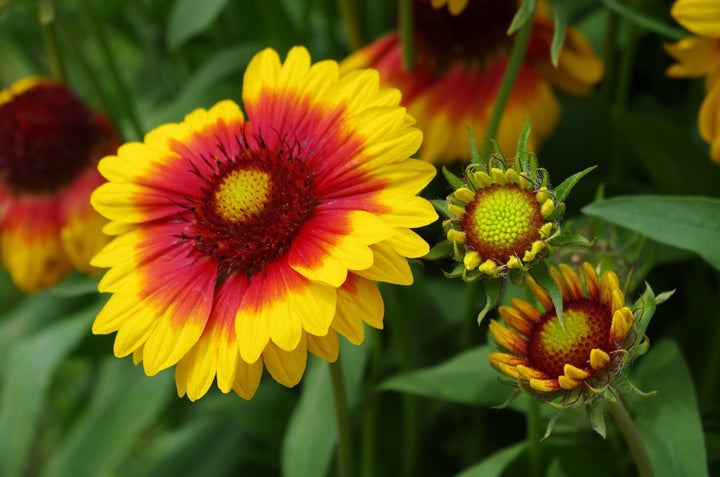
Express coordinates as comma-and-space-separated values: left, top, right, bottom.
414, 0, 519, 70
183, 132, 318, 279
0, 83, 100, 194
526, 298, 613, 378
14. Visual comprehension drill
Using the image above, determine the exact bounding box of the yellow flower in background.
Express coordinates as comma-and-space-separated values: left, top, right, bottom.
0, 77, 119, 292
340, 0, 603, 164
488, 263, 637, 398
90, 46, 437, 401
666, 0, 720, 162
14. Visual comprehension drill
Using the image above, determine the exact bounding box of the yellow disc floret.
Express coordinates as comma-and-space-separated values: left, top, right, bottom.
215, 168, 272, 222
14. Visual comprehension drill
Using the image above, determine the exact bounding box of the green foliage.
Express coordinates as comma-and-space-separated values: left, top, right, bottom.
583, 195, 720, 270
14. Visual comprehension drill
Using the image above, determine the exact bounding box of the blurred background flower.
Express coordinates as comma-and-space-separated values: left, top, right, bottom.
0, 77, 119, 292
340, 0, 603, 163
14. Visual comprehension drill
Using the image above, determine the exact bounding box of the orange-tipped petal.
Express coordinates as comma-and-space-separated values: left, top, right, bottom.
526, 274, 553, 311
582, 262, 599, 300
558, 374, 583, 390
590, 348, 611, 370
517, 364, 549, 380
529, 378, 561, 392
499, 305, 535, 336
510, 298, 543, 323
610, 307, 634, 343
563, 363, 591, 381
558, 264, 583, 300
488, 320, 528, 356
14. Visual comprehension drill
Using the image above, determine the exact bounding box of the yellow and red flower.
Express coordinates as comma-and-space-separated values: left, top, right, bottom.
488, 263, 637, 400
0, 77, 119, 292
340, 0, 603, 164
666, 0, 720, 162
90, 46, 437, 401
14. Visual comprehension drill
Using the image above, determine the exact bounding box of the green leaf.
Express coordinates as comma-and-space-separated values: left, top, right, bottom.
281, 340, 368, 477
455, 442, 526, 477
40, 358, 174, 477
553, 166, 596, 204
507, 0, 537, 34
632, 282, 658, 337
587, 399, 606, 438
442, 166, 465, 189
515, 117, 531, 168
549, 233, 594, 247
424, 240, 452, 261
468, 127, 483, 164
530, 260, 563, 322
166, 0, 229, 50
582, 195, 720, 270
628, 340, 708, 477
49, 273, 100, 297
431, 199, 452, 218
548, 0, 567, 67
379, 346, 512, 406
601, 0, 685, 40
477, 277, 502, 325
0, 300, 101, 477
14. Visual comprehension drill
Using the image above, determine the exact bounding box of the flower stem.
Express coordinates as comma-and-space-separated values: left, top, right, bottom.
53, 2, 122, 137
480, 7, 535, 160
77, 0, 144, 139
38, 0, 66, 83
399, 0, 415, 71
329, 358, 355, 477
607, 398, 654, 477
337, 0, 362, 51
526, 397, 542, 477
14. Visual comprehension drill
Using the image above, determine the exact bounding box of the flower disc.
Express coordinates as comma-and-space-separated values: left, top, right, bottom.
461, 184, 543, 263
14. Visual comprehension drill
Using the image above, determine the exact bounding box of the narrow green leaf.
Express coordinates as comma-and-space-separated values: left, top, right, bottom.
455, 442, 526, 477
549, 233, 594, 247
281, 340, 368, 477
632, 283, 657, 337
530, 260, 563, 322
40, 358, 173, 477
0, 301, 101, 477
515, 117, 531, 168
467, 127, 483, 164
553, 166, 596, 204
379, 346, 512, 406
424, 240, 452, 260
601, 0, 685, 40
629, 340, 708, 477
548, 0, 567, 67
507, 0, 537, 34
477, 277, 502, 325
582, 195, 720, 270
587, 400, 606, 438
49, 273, 100, 297
442, 166, 465, 189
166, 0, 229, 50
431, 199, 452, 218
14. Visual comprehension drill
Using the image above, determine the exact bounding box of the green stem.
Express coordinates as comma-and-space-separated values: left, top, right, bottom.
77, 0, 144, 139
480, 7, 535, 160
607, 399, 654, 477
361, 328, 382, 477
526, 398, 542, 477
337, 0, 362, 51
601, 0, 685, 40
38, 1, 66, 82
615, 0, 642, 111
701, 273, 720, 401
53, 2, 121, 135
399, 0, 415, 71
329, 358, 355, 477
384, 285, 418, 477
